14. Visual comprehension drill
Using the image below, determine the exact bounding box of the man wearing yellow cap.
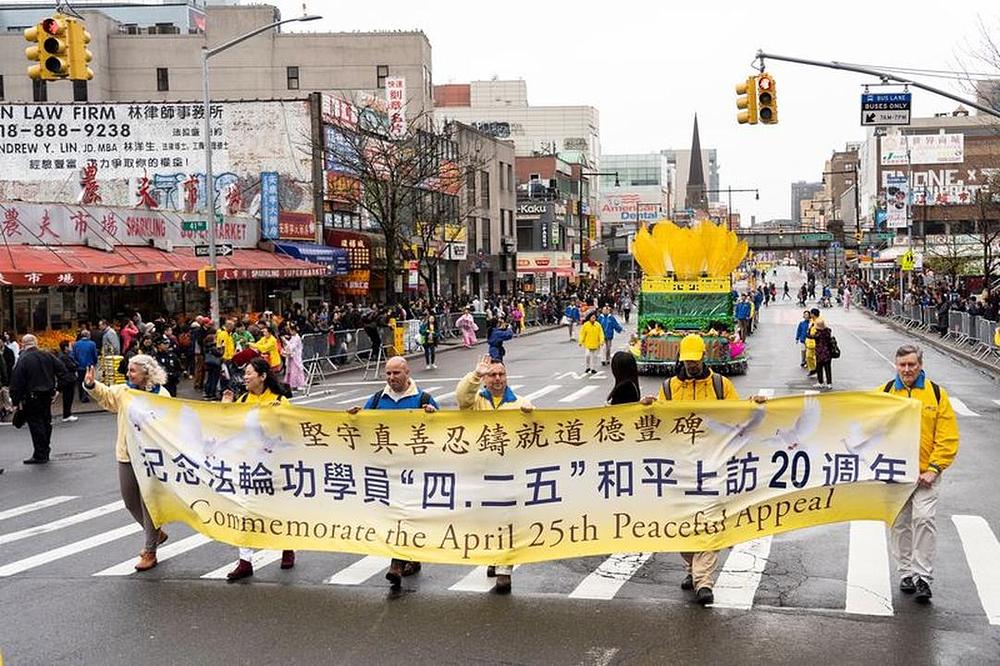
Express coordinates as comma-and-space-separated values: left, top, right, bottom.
642, 333, 739, 605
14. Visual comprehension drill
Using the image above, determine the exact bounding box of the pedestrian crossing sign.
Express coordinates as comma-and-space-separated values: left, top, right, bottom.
900, 250, 914, 271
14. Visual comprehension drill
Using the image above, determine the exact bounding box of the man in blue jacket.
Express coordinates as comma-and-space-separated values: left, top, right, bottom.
597, 305, 624, 366
488, 320, 514, 361
734, 294, 752, 341
794, 309, 811, 368
563, 301, 581, 340
752, 289, 764, 332
72, 330, 98, 402
347, 356, 438, 590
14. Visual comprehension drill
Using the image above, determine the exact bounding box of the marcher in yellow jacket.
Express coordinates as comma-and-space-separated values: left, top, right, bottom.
578, 312, 605, 375
640, 334, 739, 605
804, 308, 820, 374
83, 357, 171, 572
456, 355, 533, 593
876, 344, 959, 604
251, 326, 282, 370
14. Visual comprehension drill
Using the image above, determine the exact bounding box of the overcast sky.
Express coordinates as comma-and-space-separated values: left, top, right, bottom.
277, 0, 999, 222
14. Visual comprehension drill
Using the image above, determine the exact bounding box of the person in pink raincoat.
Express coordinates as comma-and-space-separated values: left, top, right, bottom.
281, 322, 306, 391
456, 307, 479, 348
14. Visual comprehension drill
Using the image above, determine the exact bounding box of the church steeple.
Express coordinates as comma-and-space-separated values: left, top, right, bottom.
685, 114, 708, 213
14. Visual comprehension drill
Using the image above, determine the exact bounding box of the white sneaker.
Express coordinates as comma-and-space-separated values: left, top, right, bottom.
813, 382, 825, 388
62, 416, 78, 423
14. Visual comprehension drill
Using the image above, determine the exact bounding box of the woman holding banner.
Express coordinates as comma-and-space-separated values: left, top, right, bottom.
221, 357, 295, 582
83, 356, 172, 572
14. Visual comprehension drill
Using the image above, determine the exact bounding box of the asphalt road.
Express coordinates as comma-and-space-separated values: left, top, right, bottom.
1, 266, 998, 665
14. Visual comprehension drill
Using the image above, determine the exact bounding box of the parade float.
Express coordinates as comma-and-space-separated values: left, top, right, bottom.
629, 219, 749, 375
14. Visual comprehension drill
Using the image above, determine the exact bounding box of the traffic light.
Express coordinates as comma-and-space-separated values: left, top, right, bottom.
24, 16, 70, 80
757, 73, 778, 124
67, 19, 93, 81
197, 267, 217, 290
736, 75, 758, 125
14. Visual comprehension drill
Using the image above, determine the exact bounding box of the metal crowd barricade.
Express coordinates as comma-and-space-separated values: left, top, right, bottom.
973, 317, 1000, 363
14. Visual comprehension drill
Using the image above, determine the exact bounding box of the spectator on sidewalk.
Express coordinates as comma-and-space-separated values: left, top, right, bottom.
57, 340, 79, 422
72, 330, 98, 403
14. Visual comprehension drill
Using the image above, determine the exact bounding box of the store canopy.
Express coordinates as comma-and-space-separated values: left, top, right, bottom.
0, 245, 326, 287
272, 242, 349, 276
517, 266, 576, 277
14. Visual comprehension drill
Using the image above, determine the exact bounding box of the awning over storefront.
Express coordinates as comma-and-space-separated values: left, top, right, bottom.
0, 245, 326, 287
517, 267, 576, 277
272, 242, 349, 276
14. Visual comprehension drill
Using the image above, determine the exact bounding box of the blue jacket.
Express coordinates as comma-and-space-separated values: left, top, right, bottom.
795, 319, 810, 343
598, 313, 623, 341
753, 292, 764, 308
488, 327, 514, 360
363, 381, 440, 410
734, 301, 752, 320
73, 339, 98, 370
564, 305, 580, 323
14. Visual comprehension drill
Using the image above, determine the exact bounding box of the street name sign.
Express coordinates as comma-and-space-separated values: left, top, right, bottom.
861, 93, 911, 126
183, 220, 208, 232
194, 244, 233, 258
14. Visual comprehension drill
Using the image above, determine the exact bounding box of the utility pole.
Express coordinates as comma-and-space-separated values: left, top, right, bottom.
701, 187, 759, 231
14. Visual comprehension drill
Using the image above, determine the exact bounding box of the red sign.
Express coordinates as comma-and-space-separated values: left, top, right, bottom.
278, 211, 316, 241
325, 171, 361, 203
325, 230, 372, 269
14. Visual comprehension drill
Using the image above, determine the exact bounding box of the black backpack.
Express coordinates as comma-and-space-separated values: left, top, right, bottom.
884, 379, 940, 404
369, 389, 432, 408
662, 373, 725, 400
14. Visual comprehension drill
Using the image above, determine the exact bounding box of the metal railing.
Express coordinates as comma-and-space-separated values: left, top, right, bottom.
878, 299, 1000, 367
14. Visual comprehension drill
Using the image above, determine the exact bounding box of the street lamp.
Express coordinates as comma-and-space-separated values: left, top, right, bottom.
202, 12, 322, 323
701, 186, 759, 231
579, 170, 619, 278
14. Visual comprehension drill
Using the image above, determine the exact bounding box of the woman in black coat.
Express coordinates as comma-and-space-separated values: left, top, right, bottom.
607, 351, 641, 405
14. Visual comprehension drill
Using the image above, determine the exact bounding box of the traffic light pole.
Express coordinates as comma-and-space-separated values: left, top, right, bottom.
701, 187, 759, 231
755, 51, 1000, 120
201, 13, 321, 325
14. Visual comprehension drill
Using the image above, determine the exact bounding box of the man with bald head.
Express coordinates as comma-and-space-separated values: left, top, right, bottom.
9, 334, 71, 464
348, 356, 438, 589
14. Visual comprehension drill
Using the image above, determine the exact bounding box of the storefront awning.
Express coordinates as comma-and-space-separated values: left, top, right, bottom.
0, 245, 326, 287
517, 267, 576, 277
272, 242, 349, 276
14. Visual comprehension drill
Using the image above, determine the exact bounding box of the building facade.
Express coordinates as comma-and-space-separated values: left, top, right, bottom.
662, 147, 719, 213
790, 181, 823, 226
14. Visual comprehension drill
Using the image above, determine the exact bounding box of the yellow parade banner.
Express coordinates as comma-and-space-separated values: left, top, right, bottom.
123, 390, 921, 565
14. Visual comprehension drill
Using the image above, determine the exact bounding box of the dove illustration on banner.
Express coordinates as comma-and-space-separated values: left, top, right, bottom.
842, 421, 888, 466
762, 398, 821, 451
704, 406, 767, 454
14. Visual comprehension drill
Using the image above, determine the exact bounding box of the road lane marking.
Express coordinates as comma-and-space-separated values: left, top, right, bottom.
578, 647, 620, 666
952, 515, 1000, 625
0, 500, 124, 546
93, 534, 213, 576
948, 397, 980, 417
324, 555, 391, 585
333, 390, 371, 405
845, 521, 893, 616
201, 550, 284, 579
712, 536, 772, 610
560, 385, 601, 403
757, 389, 775, 398
0, 496, 77, 522
803, 390, 820, 395
523, 385, 561, 402
294, 389, 360, 406
416, 385, 524, 406
994, 399, 1000, 408
845, 328, 894, 368
0, 524, 141, 577
449, 565, 521, 592
568, 553, 652, 599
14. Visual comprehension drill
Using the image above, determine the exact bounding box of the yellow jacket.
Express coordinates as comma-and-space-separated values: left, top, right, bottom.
236, 388, 288, 406
658, 370, 740, 402
85, 381, 171, 462
578, 321, 605, 350
252, 335, 281, 368
216, 329, 235, 361
876, 374, 959, 473
456, 372, 533, 411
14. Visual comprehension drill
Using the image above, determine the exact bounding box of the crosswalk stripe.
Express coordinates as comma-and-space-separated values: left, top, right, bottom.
200, 550, 284, 579
0, 524, 141, 577
449, 565, 520, 592
523, 385, 561, 402
92, 534, 213, 576
434, 391, 456, 403
568, 553, 652, 599
294, 390, 357, 406
712, 537, 772, 610
0, 496, 77, 522
949, 397, 980, 417
324, 555, 390, 585
0, 500, 124, 547
952, 515, 1000, 626
559, 385, 600, 403
332, 390, 369, 405
422, 386, 442, 393
994, 399, 1000, 408
845, 521, 893, 616
803, 390, 820, 395
756, 389, 775, 398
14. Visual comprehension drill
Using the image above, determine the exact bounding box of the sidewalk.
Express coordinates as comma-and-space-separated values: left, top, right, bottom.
66, 322, 563, 415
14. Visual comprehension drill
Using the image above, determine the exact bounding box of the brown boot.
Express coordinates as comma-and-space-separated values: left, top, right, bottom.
494, 574, 512, 595
157, 529, 168, 546
401, 561, 421, 577
226, 559, 254, 582
280, 550, 295, 570
134, 550, 157, 572
385, 559, 403, 589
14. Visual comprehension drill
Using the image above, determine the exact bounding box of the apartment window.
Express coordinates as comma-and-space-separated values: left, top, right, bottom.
507, 164, 513, 192
0, 75, 4, 101
377, 65, 389, 89
480, 171, 490, 208
468, 217, 479, 254
156, 67, 169, 92
498, 162, 506, 191
465, 167, 476, 204
286, 66, 299, 90
32, 79, 47, 103
481, 217, 492, 253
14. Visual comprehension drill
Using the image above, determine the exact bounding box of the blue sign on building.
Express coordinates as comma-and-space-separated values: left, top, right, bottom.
260, 171, 279, 240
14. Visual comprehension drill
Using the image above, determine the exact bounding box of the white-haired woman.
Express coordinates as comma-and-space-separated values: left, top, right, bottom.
83, 354, 172, 572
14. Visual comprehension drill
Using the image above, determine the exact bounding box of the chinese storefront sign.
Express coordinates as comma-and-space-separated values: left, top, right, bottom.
260, 172, 279, 240
277, 211, 316, 241
124, 391, 919, 563
385, 77, 406, 139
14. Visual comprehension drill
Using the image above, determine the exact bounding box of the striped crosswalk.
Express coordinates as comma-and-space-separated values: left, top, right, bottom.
0, 494, 997, 623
